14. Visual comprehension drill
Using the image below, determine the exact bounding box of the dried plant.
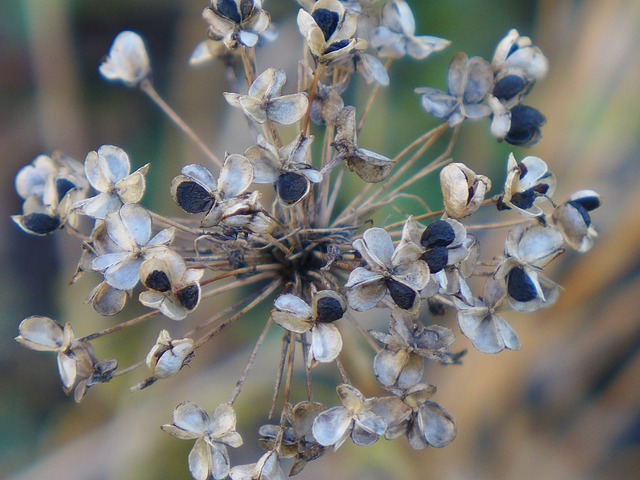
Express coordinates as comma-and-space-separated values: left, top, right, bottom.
12, 1, 603, 478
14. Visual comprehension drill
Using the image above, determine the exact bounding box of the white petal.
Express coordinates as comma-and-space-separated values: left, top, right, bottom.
172, 401, 210, 437
188, 438, 213, 480
99, 31, 150, 86
312, 406, 351, 446
311, 323, 342, 363
266, 94, 308, 124
361, 227, 395, 268
219, 155, 254, 199
16, 316, 65, 351
274, 293, 312, 318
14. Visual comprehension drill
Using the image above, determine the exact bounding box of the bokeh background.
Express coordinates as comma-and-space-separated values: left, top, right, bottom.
1, 1, 639, 479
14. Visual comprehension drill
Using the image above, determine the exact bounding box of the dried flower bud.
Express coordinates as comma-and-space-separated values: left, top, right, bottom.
146, 330, 195, 379
99, 31, 150, 87
440, 163, 491, 219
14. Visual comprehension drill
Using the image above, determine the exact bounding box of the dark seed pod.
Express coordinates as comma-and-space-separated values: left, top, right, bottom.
22, 213, 61, 235
421, 247, 449, 274
507, 266, 538, 302
216, 0, 241, 24
146, 270, 171, 292
177, 284, 200, 310
316, 297, 345, 323
56, 178, 77, 201
175, 181, 215, 214
505, 105, 546, 147
276, 172, 309, 206
387, 278, 416, 310
421, 220, 455, 248
325, 40, 350, 54
493, 74, 527, 101
312, 9, 339, 40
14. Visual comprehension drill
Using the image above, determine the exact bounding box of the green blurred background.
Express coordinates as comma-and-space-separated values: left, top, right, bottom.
1, 1, 639, 479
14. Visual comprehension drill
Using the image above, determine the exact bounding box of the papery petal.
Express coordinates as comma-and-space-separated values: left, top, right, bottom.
266, 94, 308, 124
219, 154, 254, 199
311, 322, 342, 363
172, 401, 210, 437
188, 437, 213, 480
312, 406, 351, 446
16, 316, 66, 351
418, 401, 456, 448
209, 403, 238, 439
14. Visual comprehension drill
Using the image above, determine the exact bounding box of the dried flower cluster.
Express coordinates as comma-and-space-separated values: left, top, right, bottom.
13, 1, 602, 478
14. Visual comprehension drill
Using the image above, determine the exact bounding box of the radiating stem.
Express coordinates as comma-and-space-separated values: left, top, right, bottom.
140, 80, 222, 168
229, 316, 274, 404
357, 58, 393, 133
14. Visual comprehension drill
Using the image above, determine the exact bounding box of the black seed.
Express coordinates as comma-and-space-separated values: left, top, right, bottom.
496, 196, 511, 211
146, 270, 171, 292
510, 188, 537, 210
239, 0, 253, 19
428, 298, 446, 316
387, 278, 416, 310
23, 213, 60, 234
216, 0, 241, 23
421, 246, 449, 273
177, 284, 200, 310
312, 8, 339, 41
493, 74, 527, 101
421, 220, 455, 248
324, 40, 350, 54
567, 200, 591, 227
518, 162, 528, 179
507, 266, 538, 302
316, 296, 344, 323
56, 178, 76, 201
573, 195, 601, 212
276, 172, 308, 206
507, 42, 519, 58
505, 105, 546, 147
534, 183, 550, 195
175, 181, 214, 214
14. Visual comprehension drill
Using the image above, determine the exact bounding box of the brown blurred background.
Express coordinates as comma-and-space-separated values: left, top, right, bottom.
1, 1, 639, 479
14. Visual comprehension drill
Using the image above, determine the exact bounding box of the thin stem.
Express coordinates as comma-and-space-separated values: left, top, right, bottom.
229, 316, 274, 404
194, 279, 281, 349
77, 311, 160, 343
344, 313, 382, 353
335, 358, 351, 384
357, 58, 393, 133
269, 333, 290, 419
280, 331, 296, 425
466, 217, 531, 230
112, 360, 145, 378
303, 65, 324, 136
149, 211, 205, 236
140, 80, 222, 168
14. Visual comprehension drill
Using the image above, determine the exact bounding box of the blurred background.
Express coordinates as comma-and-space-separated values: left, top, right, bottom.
1, 0, 639, 479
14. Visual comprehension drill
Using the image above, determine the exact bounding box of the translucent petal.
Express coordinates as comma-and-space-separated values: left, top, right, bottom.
209, 403, 237, 439
407, 35, 450, 60
172, 401, 210, 437
88, 281, 127, 316
361, 227, 395, 268
345, 270, 386, 311
104, 255, 142, 290
266, 94, 308, 124
183, 163, 217, 190
373, 348, 407, 387
240, 96, 268, 123
188, 438, 213, 480
417, 88, 457, 119
115, 164, 149, 204
238, 30, 259, 47
311, 322, 342, 363
99, 31, 150, 86
463, 56, 493, 104
57, 352, 77, 390
219, 154, 253, 199
355, 410, 386, 437
418, 401, 456, 448
312, 406, 351, 446
16, 316, 65, 351
274, 293, 312, 318
75, 193, 122, 220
